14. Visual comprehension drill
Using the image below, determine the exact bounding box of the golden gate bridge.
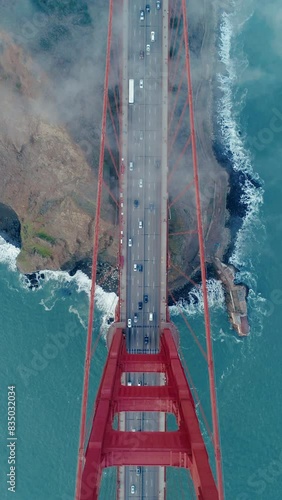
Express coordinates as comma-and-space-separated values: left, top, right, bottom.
74, 0, 225, 498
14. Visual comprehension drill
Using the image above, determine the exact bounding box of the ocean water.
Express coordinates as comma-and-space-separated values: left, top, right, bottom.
0, 0, 282, 498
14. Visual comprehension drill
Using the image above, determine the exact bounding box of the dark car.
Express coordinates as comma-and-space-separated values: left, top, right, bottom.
138, 301, 143, 310
134, 199, 139, 208
149, 203, 154, 211
144, 336, 149, 344
146, 4, 150, 12
155, 159, 161, 168
138, 264, 143, 272
139, 50, 144, 59
144, 294, 148, 303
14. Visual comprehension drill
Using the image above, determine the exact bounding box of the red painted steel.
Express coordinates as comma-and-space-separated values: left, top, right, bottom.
76, 0, 225, 498
181, 0, 225, 497
74, 0, 114, 497
79, 327, 218, 500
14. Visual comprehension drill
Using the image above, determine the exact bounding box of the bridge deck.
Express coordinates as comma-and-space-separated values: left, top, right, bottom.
118, 0, 169, 498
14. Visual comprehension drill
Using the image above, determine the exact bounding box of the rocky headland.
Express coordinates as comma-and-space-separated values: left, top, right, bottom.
0, 0, 249, 335
0, 31, 118, 277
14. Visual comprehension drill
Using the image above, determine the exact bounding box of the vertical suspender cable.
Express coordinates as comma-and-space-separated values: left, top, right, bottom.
181, 0, 225, 497
74, 0, 114, 497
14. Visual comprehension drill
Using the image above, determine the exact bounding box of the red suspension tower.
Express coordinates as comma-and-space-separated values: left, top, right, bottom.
75, 0, 225, 498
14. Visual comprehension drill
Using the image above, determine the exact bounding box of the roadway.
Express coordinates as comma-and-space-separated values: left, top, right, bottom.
119, 1, 168, 498
125, 2, 163, 354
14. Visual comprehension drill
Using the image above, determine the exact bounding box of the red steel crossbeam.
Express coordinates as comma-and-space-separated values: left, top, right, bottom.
75, 0, 114, 497
181, 0, 224, 497
79, 327, 218, 499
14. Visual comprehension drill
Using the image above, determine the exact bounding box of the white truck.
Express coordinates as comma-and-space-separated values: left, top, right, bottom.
129, 79, 134, 104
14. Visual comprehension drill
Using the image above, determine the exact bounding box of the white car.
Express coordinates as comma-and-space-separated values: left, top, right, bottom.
156, 1, 161, 10
139, 179, 143, 188
139, 79, 144, 89
139, 220, 143, 229
127, 318, 132, 328
150, 31, 155, 42
128, 238, 132, 247
129, 161, 133, 171
131, 485, 136, 494
146, 43, 150, 54
133, 263, 137, 271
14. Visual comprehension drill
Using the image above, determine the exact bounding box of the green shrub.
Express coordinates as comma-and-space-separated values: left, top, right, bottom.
35, 231, 56, 244
32, 244, 53, 258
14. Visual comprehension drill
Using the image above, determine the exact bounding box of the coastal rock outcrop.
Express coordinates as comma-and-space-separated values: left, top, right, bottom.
0, 4, 249, 336
213, 258, 250, 336
0, 32, 117, 274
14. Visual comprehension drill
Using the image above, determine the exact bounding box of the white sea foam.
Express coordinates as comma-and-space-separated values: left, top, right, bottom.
94, 285, 118, 316
230, 180, 264, 269
0, 236, 116, 326
169, 279, 225, 317
218, 13, 255, 175
43, 269, 91, 295
38, 271, 118, 321
0, 236, 20, 271
217, 9, 264, 271
69, 306, 87, 329
211, 5, 267, 339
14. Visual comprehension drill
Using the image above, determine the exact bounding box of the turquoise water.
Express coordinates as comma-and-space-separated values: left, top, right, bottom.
1, 0, 282, 498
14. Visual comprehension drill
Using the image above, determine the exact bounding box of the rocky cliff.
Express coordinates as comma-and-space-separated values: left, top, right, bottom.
0, 32, 117, 274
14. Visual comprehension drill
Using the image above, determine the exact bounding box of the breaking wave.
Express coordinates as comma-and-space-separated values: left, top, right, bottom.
170, 278, 225, 316
216, 5, 265, 335
217, 8, 264, 268
0, 236, 20, 271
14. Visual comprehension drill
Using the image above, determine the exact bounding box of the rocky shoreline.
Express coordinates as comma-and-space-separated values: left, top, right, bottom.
0, 1, 251, 336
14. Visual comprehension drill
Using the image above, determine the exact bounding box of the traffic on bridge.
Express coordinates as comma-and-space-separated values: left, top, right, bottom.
75, 1, 225, 499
